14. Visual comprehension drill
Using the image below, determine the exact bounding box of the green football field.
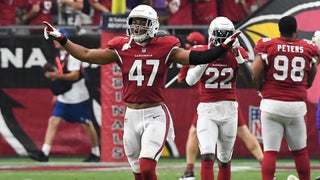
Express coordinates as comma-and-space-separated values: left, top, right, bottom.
0, 157, 319, 180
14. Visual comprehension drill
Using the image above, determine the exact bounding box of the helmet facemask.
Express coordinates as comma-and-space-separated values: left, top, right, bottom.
127, 17, 159, 43
211, 30, 234, 46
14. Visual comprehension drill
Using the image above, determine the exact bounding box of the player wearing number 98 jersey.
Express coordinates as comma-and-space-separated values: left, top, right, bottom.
252, 16, 320, 180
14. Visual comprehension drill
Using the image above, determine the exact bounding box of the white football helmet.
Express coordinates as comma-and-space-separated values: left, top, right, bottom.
127, 5, 159, 43
208, 16, 235, 46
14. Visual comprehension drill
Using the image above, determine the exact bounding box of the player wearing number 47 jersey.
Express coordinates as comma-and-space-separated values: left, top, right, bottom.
42, 4, 240, 180
252, 16, 320, 180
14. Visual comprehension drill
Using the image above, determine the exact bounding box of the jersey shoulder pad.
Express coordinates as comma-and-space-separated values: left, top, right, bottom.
155, 35, 181, 48
106, 36, 129, 49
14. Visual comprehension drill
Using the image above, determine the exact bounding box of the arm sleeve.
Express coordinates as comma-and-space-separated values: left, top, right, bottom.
185, 64, 208, 86
189, 45, 227, 65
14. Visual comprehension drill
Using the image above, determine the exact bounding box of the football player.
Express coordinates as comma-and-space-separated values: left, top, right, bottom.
42, 4, 240, 180
178, 31, 263, 180
184, 16, 254, 180
252, 16, 320, 180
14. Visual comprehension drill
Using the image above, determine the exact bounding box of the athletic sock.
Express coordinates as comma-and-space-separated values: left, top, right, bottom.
201, 160, 214, 180
218, 162, 231, 180
261, 151, 278, 180
133, 172, 142, 180
42, 144, 51, 156
91, 146, 100, 156
185, 163, 194, 173
291, 147, 310, 180
139, 158, 157, 180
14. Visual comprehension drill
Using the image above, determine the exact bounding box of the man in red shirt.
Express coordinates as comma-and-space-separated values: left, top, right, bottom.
193, 0, 218, 25
22, 0, 56, 33
166, 0, 193, 25
89, 0, 111, 25
252, 16, 319, 180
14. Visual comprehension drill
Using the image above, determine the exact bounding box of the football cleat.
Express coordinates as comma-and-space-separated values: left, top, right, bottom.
83, 153, 100, 162
178, 171, 195, 180
28, 150, 48, 162
287, 174, 299, 180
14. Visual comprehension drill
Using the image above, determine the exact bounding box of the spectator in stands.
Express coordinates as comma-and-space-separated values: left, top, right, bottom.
219, 0, 250, 25
246, 0, 267, 13
57, 0, 84, 34
192, 0, 218, 25
152, 0, 168, 24
22, 0, 56, 34
166, 0, 193, 25
88, 0, 111, 26
81, 0, 93, 25
28, 28, 100, 163
89, 0, 145, 26
0, 0, 18, 26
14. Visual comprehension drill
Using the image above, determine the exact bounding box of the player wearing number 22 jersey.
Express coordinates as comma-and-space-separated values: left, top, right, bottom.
185, 16, 253, 180
252, 16, 319, 180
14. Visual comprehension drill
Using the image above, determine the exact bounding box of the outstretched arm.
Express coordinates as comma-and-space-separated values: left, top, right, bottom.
43, 21, 118, 65
170, 32, 241, 65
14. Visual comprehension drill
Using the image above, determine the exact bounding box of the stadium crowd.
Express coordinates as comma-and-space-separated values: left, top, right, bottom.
0, 0, 269, 33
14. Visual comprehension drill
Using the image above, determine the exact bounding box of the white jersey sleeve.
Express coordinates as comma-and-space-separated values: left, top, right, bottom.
67, 55, 81, 71
185, 64, 208, 86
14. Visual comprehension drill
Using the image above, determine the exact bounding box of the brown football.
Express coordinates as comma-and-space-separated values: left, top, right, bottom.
42, 62, 55, 72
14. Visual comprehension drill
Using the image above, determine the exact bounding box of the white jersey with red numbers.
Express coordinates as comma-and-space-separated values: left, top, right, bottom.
254, 37, 319, 102
106, 35, 180, 103
190, 45, 249, 102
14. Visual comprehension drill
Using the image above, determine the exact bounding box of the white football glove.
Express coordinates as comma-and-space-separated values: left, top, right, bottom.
222, 31, 241, 50
43, 21, 67, 45
313, 30, 320, 50
231, 48, 245, 64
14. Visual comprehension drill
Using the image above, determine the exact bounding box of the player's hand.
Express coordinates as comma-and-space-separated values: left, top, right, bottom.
222, 31, 241, 50
231, 48, 245, 64
43, 21, 68, 45
313, 30, 320, 50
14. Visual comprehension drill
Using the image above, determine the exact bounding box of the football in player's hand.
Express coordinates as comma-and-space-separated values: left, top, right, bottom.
42, 62, 55, 73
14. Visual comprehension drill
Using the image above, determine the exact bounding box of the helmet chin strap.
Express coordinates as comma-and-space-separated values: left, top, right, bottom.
122, 35, 133, 51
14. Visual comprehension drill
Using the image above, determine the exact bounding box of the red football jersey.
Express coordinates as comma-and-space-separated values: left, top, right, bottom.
89, 0, 111, 25
25, 0, 55, 25
166, 0, 193, 25
107, 35, 181, 103
254, 37, 320, 101
190, 45, 248, 102
0, 0, 16, 25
